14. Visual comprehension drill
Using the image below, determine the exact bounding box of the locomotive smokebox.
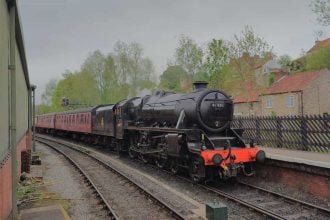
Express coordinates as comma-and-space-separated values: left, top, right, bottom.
193, 81, 208, 90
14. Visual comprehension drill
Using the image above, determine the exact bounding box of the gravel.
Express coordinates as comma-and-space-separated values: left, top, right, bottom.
239, 176, 330, 210
38, 143, 109, 220
63, 141, 267, 220
53, 143, 182, 220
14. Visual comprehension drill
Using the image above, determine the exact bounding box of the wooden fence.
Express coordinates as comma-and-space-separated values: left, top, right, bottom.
231, 115, 330, 153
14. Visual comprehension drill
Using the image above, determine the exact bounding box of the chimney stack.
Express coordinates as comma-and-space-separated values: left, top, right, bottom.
193, 81, 208, 90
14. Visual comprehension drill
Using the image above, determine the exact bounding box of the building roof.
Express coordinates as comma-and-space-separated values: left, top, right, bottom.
307, 38, 330, 53
262, 70, 325, 95
234, 81, 264, 103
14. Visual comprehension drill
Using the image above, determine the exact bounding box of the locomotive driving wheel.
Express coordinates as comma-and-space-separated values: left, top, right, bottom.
189, 156, 205, 183
128, 148, 137, 159
170, 159, 180, 174
155, 156, 167, 169
140, 154, 149, 164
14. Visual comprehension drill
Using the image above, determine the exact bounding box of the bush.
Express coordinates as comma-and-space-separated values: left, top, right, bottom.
306, 46, 330, 71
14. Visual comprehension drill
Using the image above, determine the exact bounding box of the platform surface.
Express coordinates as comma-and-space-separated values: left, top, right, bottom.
19, 205, 71, 220
261, 147, 330, 169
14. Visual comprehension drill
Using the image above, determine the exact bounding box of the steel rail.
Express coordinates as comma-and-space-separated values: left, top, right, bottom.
36, 136, 185, 220
36, 138, 119, 219
155, 167, 286, 220
37, 134, 330, 220
236, 181, 330, 215
197, 184, 286, 220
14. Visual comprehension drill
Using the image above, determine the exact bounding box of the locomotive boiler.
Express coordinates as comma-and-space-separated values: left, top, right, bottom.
139, 81, 233, 133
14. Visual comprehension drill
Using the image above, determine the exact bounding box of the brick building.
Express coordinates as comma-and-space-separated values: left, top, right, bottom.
234, 69, 330, 116
233, 82, 263, 116
307, 38, 330, 54
260, 69, 330, 116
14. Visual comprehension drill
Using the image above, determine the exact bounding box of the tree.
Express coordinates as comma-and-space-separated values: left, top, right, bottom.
159, 65, 188, 91
277, 54, 292, 68
103, 54, 118, 103
113, 41, 156, 97
230, 25, 273, 58
202, 39, 230, 85
50, 70, 100, 112
174, 35, 203, 77
205, 39, 230, 73
310, 0, 330, 26
81, 50, 107, 103
229, 25, 273, 81
306, 46, 330, 70
41, 79, 57, 105
113, 41, 130, 86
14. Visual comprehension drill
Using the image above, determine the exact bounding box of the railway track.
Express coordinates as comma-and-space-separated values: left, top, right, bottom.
155, 163, 329, 219
199, 182, 329, 220
37, 134, 330, 220
154, 161, 329, 220
36, 136, 185, 220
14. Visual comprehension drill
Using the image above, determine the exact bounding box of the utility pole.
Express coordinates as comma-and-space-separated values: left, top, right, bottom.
31, 85, 36, 152
9, 3, 17, 219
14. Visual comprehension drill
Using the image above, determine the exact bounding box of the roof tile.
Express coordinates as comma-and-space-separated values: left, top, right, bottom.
308, 38, 330, 53
262, 70, 325, 95
234, 81, 264, 103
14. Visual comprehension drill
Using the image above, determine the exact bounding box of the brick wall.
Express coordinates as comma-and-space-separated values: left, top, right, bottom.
0, 131, 31, 220
260, 92, 302, 116
0, 154, 12, 220
303, 70, 330, 115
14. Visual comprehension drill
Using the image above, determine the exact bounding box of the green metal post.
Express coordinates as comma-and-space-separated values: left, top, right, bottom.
9, 4, 18, 219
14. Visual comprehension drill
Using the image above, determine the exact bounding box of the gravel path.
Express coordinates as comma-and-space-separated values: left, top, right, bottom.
51, 142, 184, 220
38, 143, 108, 220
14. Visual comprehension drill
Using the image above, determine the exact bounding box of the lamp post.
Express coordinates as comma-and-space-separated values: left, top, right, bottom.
31, 85, 36, 152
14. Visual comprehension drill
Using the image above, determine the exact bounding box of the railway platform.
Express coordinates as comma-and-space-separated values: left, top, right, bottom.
19, 205, 71, 220
261, 147, 330, 169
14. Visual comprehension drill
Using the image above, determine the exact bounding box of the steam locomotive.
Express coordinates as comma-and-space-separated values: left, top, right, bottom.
36, 81, 265, 182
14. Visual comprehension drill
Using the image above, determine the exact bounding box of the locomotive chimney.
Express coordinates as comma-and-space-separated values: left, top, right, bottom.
193, 81, 208, 90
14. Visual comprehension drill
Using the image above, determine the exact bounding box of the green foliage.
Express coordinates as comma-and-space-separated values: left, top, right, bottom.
159, 65, 188, 91
39, 42, 156, 114
230, 25, 273, 58
161, 26, 273, 96
174, 35, 203, 77
310, 0, 330, 26
227, 26, 273, 84
268, 73, 275, 86
306, 46, 330, 70
277, 54, 292, 68
41, 79, 57, 106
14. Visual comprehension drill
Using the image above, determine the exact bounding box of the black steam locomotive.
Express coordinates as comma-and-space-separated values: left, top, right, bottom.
37, 81, 265, 182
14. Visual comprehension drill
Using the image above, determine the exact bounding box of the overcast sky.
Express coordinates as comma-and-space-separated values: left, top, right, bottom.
18, 0, 328, 103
